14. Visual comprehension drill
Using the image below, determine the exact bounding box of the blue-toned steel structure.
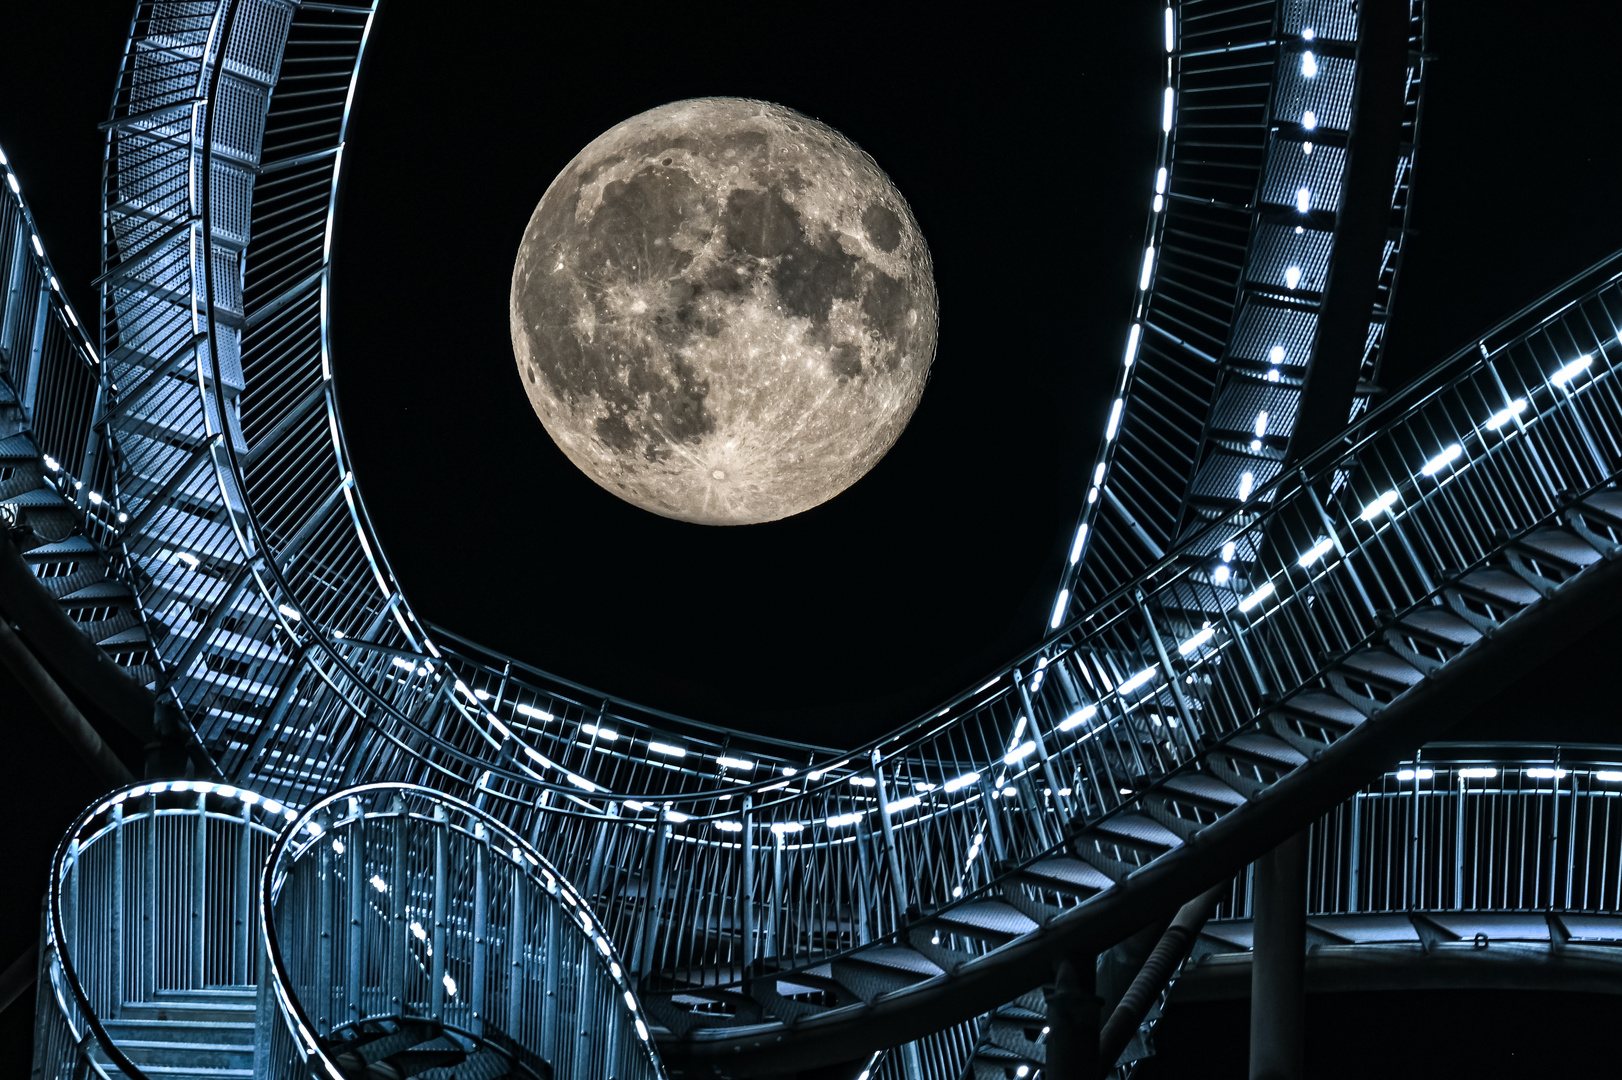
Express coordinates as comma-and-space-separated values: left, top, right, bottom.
4, 1, 1622, 1078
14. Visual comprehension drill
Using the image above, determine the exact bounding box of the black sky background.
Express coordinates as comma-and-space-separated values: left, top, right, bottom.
3, 3, 1622, 1073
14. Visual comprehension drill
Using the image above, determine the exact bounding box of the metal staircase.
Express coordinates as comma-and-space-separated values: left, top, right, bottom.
92, 989, 257, 1080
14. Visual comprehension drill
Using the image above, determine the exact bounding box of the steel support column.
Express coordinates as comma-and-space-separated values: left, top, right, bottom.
1249, 830, 1307, 1080
1043, 951, 1098, 1080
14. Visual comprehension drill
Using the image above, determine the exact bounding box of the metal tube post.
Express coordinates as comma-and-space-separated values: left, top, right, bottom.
144, 794, 157, 1001
111, 803, 124, 1018
236, 801, 252, 985
431, 805, 447, 1019
346, 808, 364, 1024
1249, 830, 1307, 1080
739, 796, 755, 980
317, 819, 334, 1034
767, 827, 784, 959
507, 866, 524, 1034
872, 752, 912, 921
1014, 668, 1072, 821
1043, 952, 1098, 1080
638, 812, 671, 981
192, 792, 207, 989
389, 801, 406, 1014
584, 802, 617, 903
472, 823, 489, 1035
852, 818, 872, 946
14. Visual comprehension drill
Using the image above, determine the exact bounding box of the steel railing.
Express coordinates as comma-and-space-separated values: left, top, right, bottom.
33, 779, 292, 1080
259, 782, 665, 1080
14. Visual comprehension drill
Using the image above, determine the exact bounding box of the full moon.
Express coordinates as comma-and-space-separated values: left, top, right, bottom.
510, 98, 938, 525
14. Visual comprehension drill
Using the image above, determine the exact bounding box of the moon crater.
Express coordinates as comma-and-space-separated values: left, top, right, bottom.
511, 97, 937, 525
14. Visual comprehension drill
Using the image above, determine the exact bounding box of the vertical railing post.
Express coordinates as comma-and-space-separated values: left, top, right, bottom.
739, 796, 755, 983
1133, 597, 1202, 752
346, 804, 364, 1024
583, 802, 618, 904
111, 802, 124, 1019
872, 750, 913, 922
507, 864, 524, 1037
430, 805, 447, 1020
472, 821, 489, 1036
767, 827, 784, 959
236, 801, 252, 985
540, 893, 561, 1062
1348, 793, 1361, 914
21, 284, 47, 418
977, 774, 1009, 866
316, 815, 334, 1035
638, 811, 670, 982
192, 791, 207, 989
1013, 667, 1073, 822
1454, 776, 1466, 911
143, 793, 157, 1000
389, 797, 407, 1015
62, 838, 79, 996
852, 818, 873, 946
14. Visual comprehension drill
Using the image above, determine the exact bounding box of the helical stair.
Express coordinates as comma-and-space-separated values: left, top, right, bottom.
6, 2, 1622, 1079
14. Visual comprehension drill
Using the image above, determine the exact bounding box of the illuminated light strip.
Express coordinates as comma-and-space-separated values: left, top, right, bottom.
1118, 666, 1157, 695
1297, 537, 1335, 567
716, 756, 755, 771
1178, 626, 1214, 656
1552, 354, 1593, 388
1106, 398, 1124, 441
943, 771, 980, 793
1485, 399, 1527, 430
1069, 524, 1088, 566
1421, 444, 1463, 476
887, 795, 921, 814
1360, 490, 1399, 521
1003, 741, 1037, 765
1459, 768, 1497, 779
513, 703, 552, 721
1050, 589, 1069, 629
1396, 768, 1434, 781
1140, 245, 1156, 290
1057, 705, 1098, 732
771, 822, 804, 835
1161, 88, 1174, 132
826, 812, 866, 827
1238, 582, 1275, 613
1164, 6, 1174, 51
1124, 322, 1142, 367
714, 820, 743, 832
1527, 767, 1569, 779
647, 741, 686, 758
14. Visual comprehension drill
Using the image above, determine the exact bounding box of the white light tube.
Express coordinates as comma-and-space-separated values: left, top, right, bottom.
826, 812, 865, 827
1527, 767, 1569, 779
1238, 471, 1255, 501
1238, 582, 1275, 612
1125, 322, 1142, 367
1004, 741, 1037, 765
565, 772, 596, 791
1285, 265, 1301, 289
1458, 768, 1497, 779
771, 822, 804, 835
1164, 6, 1175, 51
1302, 50, 1317, 77
1396, 768, 1434, 781
1094, 462, 1107, 486
1298, 537, 1335, 567
1050, 588, 1069, 629
1156, 167, 1168, 194
1178, 626, 1215, 656
1485, 399, 1528, 430
1106, 398, 1124, 441
1162, 88, 1175, 132
1254, 411, 1268, 438
1596, 771, 1622, 782
1140, 245, 1156, 290
1069, 524, 1088, 566
888, 795, 921, 814
849, 776, 876, 788
278, 604, 300, 620
665, 809, 689, 822
1058, 705, 1098, 732
648, 741, 686, 757
717, 756, 755, 770
1302, 110, 1317, 131
1360, 490, 1400, 521
1222, 541, 1237, 562
514, 703, 552, 721
582, 724, 618, 741
1421, 444, 1463, 476
1552, 355, 1593, 388
1119, 666, 1158, 695
715, 820, 744, 832
1295, 187, 1311, 213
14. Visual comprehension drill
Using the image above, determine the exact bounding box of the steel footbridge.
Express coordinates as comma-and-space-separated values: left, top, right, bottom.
6, 1, 1622, 1078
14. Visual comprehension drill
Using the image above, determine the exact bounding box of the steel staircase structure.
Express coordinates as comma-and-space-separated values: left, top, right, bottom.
6, 2, 1622, 1080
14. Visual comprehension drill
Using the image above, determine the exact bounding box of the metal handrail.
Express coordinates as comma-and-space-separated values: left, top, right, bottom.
258, 782, 665, 1080
37, 779, 293, 1080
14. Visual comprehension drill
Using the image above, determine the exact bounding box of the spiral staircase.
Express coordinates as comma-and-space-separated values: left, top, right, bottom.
7, 1, 1622, 1079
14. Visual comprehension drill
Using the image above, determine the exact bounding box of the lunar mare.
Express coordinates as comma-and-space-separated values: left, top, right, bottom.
510, 97, 938, 525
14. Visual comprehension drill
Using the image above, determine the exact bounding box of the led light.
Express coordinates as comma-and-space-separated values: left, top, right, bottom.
849, 776, 876, 788
1004, 741, 1037, 765
1238, 471, 1254, 501
1396, 768, 1435, 781
1069, 523, 1088, 566
1093, 462, 1107, 487
444, 974, 457, 997
1302, 110, 1317, 131
118, 512, 128, 523
1485, 399, 1528, 430
1088, 487, 1098, 504
1164, 6, 1174, 51
1552, 355, 1593, 388
1269, 345, 1285, 365
1295, 187, 1311, 213
771, 822, 804, 835
624, 800, 646, 811
1285, 265, 1301, 289
1058, 706, 1098, 732
411, 921, 427, 941
1106, 398, 1124, 441
1597, 771, 1622, 782
1459, 768, 1497, 779
172, 550, 200, 569
31, 234, 43, 257
1418, 444, 1463, 478
1212, 564, 1230, 585
370, 874, 388, 893
1153, 193, 1163, 213
1140, 245, 1156, 290
1303, 141, 1313, 155
717, 756, 755, 770
715, 820, 743, 832
87, 490, 103, 505
1017, 1067, 1030, 1079
240, 791, 259, 806
914, 781, 937, 792
1050, 588, 1069, 629
1527, 767, 1569, 779
648, 741, 686, 757
1119, 666, 1158, 695
5, 174, 16, 194
943, 771, 981, 793
1302, 27, 1315, 40
888, 795, 921, 814
1124, 322, 1142, 367
582, 724, 619, 742
1179, 626, 1215, 656
1156, 167, 1167, 194
1297, 537, 1334, 567
277, 604, 300, 621
263, 799, 284, 815
565, 772, 596, 791
1162, 88, 1175, 132
1254, 412, 1268, 439
1301, 50, 1318, 77
665, 809, 690, 822
1267, 368, 1281, 383
826, 812, 865, 827
391, 657, 416, 671
782, 766, 797, 777
474, 688, 491, 700
1360, 490, 1400, 521
1011, 715, 1028, 741
1238, 582, 1275, 613
332, 839, 344, 854
635, 1018, 649, 1041
1222, 541, 1237, 562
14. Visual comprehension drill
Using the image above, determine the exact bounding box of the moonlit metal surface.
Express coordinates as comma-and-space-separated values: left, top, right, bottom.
511, 98, 937, 525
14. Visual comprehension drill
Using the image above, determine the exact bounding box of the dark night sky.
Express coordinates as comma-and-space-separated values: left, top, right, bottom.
1, 4, 1620, 742
3, 3, 1622, 1074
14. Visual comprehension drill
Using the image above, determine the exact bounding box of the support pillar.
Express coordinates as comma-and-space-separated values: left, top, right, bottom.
1043, 952, 1098, 1080
1249, 830, 1307, 1080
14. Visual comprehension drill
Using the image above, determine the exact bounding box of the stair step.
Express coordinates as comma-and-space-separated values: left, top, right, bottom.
1515, 527, 1601, 570
1018, 856, 1115, 895
1088, 812, 1182, 852
1390, 608, 1481, 648
1454, 568, 1540, 607
1161, 772, 1247, 810
103, 1018, 255, 1045
931, 900, 1039, 942
5, 485, 68, 507
1278, 691, 1366, 730
1337, 650, 1424, 689
1221, 733, 1307, 769
1577, 490, 1622, 526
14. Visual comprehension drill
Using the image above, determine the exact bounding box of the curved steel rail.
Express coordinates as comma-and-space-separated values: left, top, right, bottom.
258, 782, 665, 1080
34, 779, 296, 1080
